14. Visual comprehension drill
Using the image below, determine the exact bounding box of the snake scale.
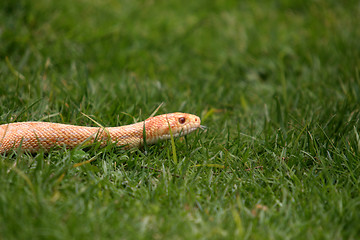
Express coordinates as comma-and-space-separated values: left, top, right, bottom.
0, 112, 201, 153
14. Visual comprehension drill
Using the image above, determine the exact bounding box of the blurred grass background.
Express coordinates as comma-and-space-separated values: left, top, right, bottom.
1, 0, 360, 239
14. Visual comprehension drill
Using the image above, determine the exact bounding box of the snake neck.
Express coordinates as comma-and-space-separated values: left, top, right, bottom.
106, 122, 145, 148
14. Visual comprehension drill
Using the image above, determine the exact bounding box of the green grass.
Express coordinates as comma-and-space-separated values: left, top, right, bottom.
1, 0, 360, 239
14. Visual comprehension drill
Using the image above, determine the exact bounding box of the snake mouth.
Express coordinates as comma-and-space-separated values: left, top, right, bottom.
157, 125, 200, 141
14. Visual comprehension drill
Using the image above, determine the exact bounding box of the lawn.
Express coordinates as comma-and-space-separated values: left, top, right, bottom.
1, 0, 360, 239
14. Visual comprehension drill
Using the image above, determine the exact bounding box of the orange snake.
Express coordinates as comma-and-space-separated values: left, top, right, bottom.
0, 112, 201, 153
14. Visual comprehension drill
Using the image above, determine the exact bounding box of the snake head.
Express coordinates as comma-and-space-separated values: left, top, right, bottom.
145, 112, 201, 143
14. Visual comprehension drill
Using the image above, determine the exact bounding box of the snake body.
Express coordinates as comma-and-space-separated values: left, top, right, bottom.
0, 112, 201, 153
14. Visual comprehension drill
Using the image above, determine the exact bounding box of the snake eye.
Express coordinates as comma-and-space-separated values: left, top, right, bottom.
178, 117, 186, 124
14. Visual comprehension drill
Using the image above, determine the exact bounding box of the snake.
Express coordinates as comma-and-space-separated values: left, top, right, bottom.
0, 112, 201, 154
